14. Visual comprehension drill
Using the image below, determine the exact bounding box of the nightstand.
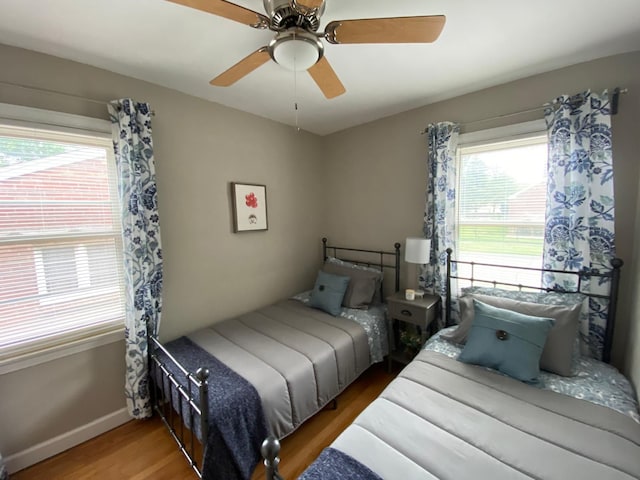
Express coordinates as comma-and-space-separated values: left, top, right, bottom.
386, 291, 440, 372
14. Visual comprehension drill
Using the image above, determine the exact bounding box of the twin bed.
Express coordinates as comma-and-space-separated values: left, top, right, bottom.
297, 347, 639, 479
150, 239, 640, 480
149, 238, 400, 479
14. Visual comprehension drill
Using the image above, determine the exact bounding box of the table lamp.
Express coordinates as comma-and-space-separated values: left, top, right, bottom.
405, 237, 431, 298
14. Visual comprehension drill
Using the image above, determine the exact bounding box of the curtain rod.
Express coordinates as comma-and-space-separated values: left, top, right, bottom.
0, 80, 156, 116
420, 87, 628, 135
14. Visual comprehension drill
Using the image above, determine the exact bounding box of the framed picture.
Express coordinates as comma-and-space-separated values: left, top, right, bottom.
231, 182, 268, 232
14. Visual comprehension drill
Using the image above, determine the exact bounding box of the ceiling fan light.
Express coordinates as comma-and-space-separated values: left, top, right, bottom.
274, 40, 318, 71
269, 29, 324, 72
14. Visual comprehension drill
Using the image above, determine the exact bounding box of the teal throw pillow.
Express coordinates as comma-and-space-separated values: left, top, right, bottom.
309, 271, 351, 316
458, 300, 554, 382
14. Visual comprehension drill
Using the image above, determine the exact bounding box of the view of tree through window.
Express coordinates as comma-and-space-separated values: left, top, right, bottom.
0, 136, 72, 166
457, 136, 548, 287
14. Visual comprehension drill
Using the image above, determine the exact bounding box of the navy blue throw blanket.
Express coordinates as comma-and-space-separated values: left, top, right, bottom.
298, 448, 384, 480
158, 337, 268, 480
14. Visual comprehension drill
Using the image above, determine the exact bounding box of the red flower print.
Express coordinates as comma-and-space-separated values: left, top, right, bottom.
245, 192, 258, 208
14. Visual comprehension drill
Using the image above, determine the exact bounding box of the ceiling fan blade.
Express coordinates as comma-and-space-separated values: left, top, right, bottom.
324, 16, 446, 44
295, 0, 324, 9
308, 56, 345, 99
167, 0, 269, 28
210, 47, 271, 86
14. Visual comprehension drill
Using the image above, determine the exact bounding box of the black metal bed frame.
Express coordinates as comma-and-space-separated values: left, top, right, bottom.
149, 337, 209, 476
444, 248, 624, 363
148, 237, 402, 479
322, 237, 402, 300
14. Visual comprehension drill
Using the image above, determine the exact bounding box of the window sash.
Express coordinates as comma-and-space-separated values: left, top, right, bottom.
0, 119, 125, 361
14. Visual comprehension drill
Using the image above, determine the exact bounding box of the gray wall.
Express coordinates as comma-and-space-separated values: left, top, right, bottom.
0, 343, 126, 454
322, 51, 640, 384
0, 44, 325, 457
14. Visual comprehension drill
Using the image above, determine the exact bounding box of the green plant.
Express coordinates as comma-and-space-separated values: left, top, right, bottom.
399, 329, 422, 356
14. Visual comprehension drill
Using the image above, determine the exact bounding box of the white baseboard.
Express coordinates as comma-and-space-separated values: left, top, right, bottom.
6, 407, 131, 474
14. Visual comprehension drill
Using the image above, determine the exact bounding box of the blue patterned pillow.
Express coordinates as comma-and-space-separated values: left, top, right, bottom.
461, 286, 585, 307
310, 271, 351, 316
458, 300, 554, 382
326, 256, 381, 274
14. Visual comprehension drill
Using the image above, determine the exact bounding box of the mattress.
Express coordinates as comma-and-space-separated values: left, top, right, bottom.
318, 350, 640, 480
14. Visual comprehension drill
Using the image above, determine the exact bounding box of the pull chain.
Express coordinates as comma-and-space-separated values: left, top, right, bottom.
293, 31, 300, 132
294, 75, 300, 132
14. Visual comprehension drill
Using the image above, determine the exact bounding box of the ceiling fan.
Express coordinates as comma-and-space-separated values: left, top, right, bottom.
168, 0, 446, 99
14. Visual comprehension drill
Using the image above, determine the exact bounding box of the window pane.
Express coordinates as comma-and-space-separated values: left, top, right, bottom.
87, 241, 119, 287
0, 137, 116, 238
42, 246, 78, 293
457, 138, 547, 288
0, 124, 124, 358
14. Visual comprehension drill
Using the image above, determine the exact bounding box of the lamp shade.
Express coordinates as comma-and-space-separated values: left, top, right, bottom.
272, 38, 319, 71
268, 29, 323, 72
405, 237, 431, 264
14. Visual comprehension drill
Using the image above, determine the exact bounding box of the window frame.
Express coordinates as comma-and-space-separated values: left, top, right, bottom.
457, 119, 546, 147
0, 103, 124, 374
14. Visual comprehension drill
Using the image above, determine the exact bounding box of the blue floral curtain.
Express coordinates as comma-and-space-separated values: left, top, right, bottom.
108, 99, 163, 418
422, 122, 460, 326
543, 90, 615, 360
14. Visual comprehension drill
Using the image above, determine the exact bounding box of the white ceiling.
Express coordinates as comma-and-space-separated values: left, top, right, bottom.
0, 0, 639, 135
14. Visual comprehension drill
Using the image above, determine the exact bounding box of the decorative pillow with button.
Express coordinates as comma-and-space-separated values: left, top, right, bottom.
443, 293, 581, 376
309, 270, 351, 316
458, 300, 555, 383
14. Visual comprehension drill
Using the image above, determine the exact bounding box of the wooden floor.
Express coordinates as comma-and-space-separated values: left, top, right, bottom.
12, 363, 396, 480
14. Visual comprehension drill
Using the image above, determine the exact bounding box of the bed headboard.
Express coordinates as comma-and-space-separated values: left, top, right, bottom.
322, 237, 401, 296
444, 248, 624, 364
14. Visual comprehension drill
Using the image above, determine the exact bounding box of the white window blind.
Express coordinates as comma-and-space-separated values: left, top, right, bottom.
0, 123, 125, 360
456, 134, 548, 288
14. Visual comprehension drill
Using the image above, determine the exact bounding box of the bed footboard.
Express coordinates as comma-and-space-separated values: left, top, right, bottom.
149, 336, 209, 478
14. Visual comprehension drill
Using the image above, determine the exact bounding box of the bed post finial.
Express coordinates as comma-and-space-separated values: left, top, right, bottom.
322, 237, 328, 261
196, 367, 210, 463
445, 248, 453, 327
603, 257, 624, 363
261, 436, 283, 480
394, 242, 401, 293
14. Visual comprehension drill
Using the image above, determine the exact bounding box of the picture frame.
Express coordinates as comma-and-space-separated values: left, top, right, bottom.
231, 182, 268, 232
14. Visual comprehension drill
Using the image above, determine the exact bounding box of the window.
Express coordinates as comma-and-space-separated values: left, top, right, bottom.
456, 123, 548, 288
0, 115, 124, 362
